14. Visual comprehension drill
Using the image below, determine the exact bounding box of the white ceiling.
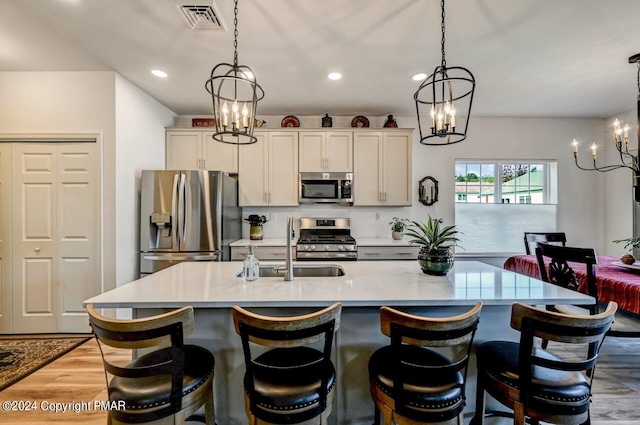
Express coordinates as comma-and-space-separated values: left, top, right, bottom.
2, 0, 640, 118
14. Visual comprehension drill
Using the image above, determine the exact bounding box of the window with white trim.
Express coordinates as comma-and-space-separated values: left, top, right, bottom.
454, 160, 558, 253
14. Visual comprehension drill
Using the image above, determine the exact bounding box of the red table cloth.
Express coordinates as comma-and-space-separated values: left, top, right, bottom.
504, 255, 640, 315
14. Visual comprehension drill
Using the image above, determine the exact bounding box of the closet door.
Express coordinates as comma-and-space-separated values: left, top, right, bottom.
0, 144, 11, 333
12, 143, 98, 333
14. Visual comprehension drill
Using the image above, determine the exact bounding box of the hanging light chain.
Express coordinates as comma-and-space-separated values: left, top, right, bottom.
440, 0, 446, 68
233, 0, 239, 66
636, 59, 640, 100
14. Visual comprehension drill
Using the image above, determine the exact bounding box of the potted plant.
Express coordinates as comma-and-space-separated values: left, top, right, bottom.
403, 214, 462, 275
245, 215, 269, 240
389, 217, 409, 240
612, 237, 640, 264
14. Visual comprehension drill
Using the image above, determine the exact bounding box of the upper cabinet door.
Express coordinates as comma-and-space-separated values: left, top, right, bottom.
299, 132, 325, 172
166, 131, 201, 170
326, 132, 353, 172
353, 132, 383, 206
383, 132, 412, 206
238, 132, 269, 206
202, 132, 238, 173
269, 132, 299, 206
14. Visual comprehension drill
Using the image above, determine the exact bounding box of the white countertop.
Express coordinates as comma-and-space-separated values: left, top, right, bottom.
84, 261, 593, 309
230, 238, 413, 247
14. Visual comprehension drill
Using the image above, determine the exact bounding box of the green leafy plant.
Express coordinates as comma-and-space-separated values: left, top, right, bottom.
612, 237, 640, 252
403, 214, 462, 252
389, 217, 409, 232
244, 215, 268, 226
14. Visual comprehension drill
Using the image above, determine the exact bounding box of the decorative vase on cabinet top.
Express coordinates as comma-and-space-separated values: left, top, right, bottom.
384, 114, 398, 128
322, 113, 333, 128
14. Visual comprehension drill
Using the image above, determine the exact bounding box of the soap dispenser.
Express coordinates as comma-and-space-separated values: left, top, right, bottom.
243, 245, 260, 281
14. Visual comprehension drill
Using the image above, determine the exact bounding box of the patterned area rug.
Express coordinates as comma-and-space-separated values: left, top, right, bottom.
0, 336, 92, 391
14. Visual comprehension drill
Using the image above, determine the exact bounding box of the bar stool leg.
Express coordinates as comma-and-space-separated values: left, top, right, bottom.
471, 381, 486, 425
205, 391, 215, 425
514, 402, 525, 425
373, 406, 381, 425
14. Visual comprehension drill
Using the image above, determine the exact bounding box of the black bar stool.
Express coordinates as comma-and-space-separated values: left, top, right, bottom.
86, 304, 215, 424
368, 301, 483, 425
472, 301, 617, 425
232, 302, 342, 425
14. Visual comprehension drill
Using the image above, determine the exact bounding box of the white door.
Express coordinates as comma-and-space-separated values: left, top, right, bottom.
12, 143, 99, 333
0, 144, 11, 333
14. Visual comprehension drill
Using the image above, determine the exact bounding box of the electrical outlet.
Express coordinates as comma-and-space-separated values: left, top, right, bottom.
270, 213, 276, 221
375, 213, 381, 221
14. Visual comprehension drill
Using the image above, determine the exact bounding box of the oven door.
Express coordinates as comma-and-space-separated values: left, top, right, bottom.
300, 179, 340, 203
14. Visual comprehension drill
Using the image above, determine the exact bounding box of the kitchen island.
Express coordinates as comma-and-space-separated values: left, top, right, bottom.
85, 261, 593, 425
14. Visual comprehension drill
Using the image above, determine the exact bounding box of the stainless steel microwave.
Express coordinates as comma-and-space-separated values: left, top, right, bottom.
299, 172, 353, 204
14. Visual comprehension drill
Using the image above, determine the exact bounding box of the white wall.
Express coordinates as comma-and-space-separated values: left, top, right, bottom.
197, 114, 607, 253
115, 75, 175, 286
0, 71, 117, 291
0, 71, 176, 293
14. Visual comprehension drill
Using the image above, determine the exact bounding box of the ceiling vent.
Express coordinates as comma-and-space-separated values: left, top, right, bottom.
177, 2, 227, 30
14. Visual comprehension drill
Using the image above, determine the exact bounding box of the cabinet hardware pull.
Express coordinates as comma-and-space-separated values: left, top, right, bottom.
395, 252, 412, 255
35, 247, 40, 253
364, 252, 380, 255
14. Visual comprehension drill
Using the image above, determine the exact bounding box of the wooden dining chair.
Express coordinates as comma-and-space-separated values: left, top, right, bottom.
232, 302, 342, 425
368, 301, 483, 425
524, 232, 567, 255
472, 301, 617, 425
535, 242, 640, 338
86, 304, 215, 424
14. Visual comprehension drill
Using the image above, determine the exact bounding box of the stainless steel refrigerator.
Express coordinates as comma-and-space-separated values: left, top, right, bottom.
139, 170, 240, 276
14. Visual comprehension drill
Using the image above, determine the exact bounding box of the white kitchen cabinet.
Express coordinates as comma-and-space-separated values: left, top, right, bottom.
353, 130, 412, 206
238, 131, 299, 206
166, 129, 238, 173
299, 131, 353, 172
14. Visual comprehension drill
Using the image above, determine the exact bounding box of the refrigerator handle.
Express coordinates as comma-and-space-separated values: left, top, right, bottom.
171, 173, 180, 248
178, 172, 186, 246
182, 172, 189, 245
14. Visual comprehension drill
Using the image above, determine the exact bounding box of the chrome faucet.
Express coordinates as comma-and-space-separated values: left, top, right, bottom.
284, 216, 294, 281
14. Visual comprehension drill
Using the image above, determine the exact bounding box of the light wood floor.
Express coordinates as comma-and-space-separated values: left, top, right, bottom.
1, 335, 639, 424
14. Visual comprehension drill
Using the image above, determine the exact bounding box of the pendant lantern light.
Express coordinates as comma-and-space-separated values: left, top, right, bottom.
414, 0, 475, 146
205, 0, 264, 145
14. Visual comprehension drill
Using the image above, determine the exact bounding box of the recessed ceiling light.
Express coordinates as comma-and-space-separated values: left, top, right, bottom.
151, 69, 168, 78
327, 72, 342, 81
412, 73, 427, 81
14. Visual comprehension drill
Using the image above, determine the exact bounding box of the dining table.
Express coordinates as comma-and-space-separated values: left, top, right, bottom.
504, 254, 640, 315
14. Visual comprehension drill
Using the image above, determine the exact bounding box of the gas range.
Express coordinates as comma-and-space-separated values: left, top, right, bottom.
296, 218, 358, 260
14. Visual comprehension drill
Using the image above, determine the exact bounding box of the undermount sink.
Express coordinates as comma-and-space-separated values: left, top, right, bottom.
235, 264, 345, 278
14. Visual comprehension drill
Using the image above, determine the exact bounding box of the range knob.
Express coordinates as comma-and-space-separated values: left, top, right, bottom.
324, 245, 330, 251
311, 245, 316, 251
304, 245, 309, 250
338, 245, 344, 251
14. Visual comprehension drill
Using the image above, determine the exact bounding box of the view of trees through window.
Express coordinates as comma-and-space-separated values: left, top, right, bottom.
455, 162, 546, 204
